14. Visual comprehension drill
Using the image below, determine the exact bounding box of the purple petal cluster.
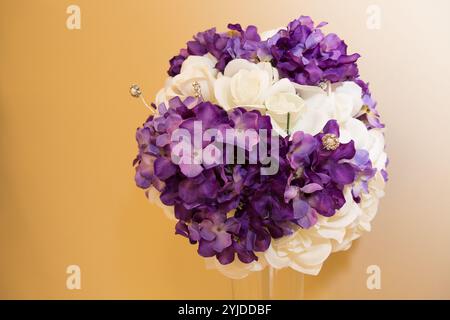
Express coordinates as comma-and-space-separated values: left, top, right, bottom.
355, 79, 384, 129
169, 16, 363, 87
285, 120, 357, 228
134, 97, 360, 265
265, 16, 360, 85
168, 24, 263, 76
349, 149, 377, 202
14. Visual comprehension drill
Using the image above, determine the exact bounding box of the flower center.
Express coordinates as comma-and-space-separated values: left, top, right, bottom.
322, 133, 340, 151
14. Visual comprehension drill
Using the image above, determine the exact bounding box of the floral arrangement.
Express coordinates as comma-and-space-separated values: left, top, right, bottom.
133, 16, 388, 278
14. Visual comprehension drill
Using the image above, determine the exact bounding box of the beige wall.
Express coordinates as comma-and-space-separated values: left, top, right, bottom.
1, 0, 449, 299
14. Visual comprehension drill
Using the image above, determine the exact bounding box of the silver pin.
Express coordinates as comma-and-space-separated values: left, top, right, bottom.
192, 81, 204, 100
318, 81, 327, 91
130, 84, 142, 97
129, 84, 155, 113
318, 80, 332, 96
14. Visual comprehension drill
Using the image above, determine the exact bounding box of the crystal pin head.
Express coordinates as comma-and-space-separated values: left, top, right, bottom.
130, 84, 142, 98
322, 133, 340, 151
192, 81, 203, 99
318, 81, 328, 91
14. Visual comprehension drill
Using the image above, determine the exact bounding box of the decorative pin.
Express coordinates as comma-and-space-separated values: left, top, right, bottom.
318, 80, 332, 96
130, 84, 142, 98
322, 133, 340, 151
318, 81, 328, 91
129, 84, 155, 114
192, 81, 203, 99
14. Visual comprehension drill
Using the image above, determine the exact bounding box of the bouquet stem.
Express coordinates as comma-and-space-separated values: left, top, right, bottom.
231, 267, 304, 300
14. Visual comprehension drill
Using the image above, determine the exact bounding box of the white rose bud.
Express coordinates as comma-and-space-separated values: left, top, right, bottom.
265, 78, 305, 132
156, 54, 218, 107
214, 59, 275, 111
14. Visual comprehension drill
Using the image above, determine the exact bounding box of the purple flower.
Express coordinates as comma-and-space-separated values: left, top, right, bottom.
134, 153, 157, 189
286, 131, 318, 170
355, 79, 384, 129
285, 120, 357, 223
248, 186, 296, 240
199, 214, 240, 250
135, 97, 285, 264
349, 149, 376, 202
134, 121, 166, 191
168, 24, 263, 76
168, 49, 188, 77
134, 100, 359, 265
265, 16, 360, 85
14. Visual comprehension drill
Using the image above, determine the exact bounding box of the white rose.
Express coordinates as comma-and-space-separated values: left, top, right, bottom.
357, 171, 386, 231
265, 80, 328, 137
339, 118, 371, 150
263, 168, 386, 275
265, 79, 306, 133
295, 81, 363, 116
269, 82, 328, 136
366, 129, 387, 170
313, 187, 361, 245
334, 171, 386, 252
263, 187, 360, 275
214, 59, 277, 110
264, 228, 332, 275
295, 81, 372, 148
156, 54, 218, 107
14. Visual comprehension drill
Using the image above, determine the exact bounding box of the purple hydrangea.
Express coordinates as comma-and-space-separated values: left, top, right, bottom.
285, 120, 358, 228
134, 97, 360, 265
168, 24, 263, 76
169, 16, 363, 87
264, 16, 360, 85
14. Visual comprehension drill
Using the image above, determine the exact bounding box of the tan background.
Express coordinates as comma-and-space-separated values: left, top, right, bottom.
1, 0, 449, 299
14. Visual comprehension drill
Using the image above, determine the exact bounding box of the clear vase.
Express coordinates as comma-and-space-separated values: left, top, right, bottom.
231, 267, 304, 300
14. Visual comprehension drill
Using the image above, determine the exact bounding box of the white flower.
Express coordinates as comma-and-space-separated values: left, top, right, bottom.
214, 59, 278, 110
366, 129, 387, 170
332, 171, 386, 252
294, 81, 388, 169
358, 171, 386, 231
262, 170, 386, 276
156, 54, 218, 107
313, 187, 362, 244
264, 187, 357, 275
262, 175, 386, 276
264, 80, 328, 138
295, 81, 373, 149
214, 60, 332, 137
264, 228, 332, 275
296, 81, 363, 116
265, 84, 325, 137
265, 79, 306, 132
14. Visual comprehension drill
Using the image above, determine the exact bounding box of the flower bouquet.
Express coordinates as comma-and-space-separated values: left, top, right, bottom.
133, 15, 388, 280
